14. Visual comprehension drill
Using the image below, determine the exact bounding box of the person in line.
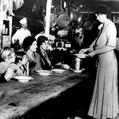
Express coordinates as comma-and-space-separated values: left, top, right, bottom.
37, 36, 52, 70
14, 50, 29, 76
4, 50, 30, 81
35, 20, 56, 49
0, 48, 30, 81
35, 31, 55, 50
12, 18, 31, 50
79, 5, 118, 119
22, 36, 42, 75
0, 47, 16, 82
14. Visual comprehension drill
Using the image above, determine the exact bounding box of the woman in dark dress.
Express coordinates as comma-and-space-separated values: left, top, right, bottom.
22, 36, 42, 74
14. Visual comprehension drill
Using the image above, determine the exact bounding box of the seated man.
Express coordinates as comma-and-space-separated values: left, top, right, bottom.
37, 36, 52, 70
35, 31, 55, 50
14, 50, 29, 76
0, 47, 16, 82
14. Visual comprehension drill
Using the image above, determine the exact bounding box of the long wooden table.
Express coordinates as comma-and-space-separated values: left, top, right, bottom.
0, 70, 91, 119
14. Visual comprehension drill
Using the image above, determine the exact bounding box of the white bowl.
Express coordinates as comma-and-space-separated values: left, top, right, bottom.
39, 72, 51, 76
14, 76, 33, 82
62, 64, 70, 69
74, 53, 87, 58
51, 69, 65, 73
35, 70, 51, 76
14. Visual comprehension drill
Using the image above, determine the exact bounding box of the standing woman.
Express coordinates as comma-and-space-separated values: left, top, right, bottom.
22, 36, 42, 75
80, 5, 118, 119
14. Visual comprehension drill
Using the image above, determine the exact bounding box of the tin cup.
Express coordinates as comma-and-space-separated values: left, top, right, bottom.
74, 57, 81, 70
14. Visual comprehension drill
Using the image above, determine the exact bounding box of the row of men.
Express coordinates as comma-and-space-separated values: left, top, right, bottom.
0, 35, 53, 82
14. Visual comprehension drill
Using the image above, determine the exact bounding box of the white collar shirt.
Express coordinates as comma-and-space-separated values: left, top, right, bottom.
12, 28, 31, 45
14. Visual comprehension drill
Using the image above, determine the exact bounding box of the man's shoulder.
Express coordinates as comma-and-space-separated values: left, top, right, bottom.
0, 62, 7, 67
14, 28, 23, 34
0, 62, 9, 74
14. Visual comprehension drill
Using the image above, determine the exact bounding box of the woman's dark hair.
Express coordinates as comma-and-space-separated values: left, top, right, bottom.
22, 36, 36, 51
95, 5, 111, 15
37, 36, 48, 46
15, 50, 26, 63
95, 5, 112, 19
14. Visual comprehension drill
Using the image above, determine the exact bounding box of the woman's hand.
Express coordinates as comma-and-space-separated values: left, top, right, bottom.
79, 48, 89, 54
87, 51, 96, 57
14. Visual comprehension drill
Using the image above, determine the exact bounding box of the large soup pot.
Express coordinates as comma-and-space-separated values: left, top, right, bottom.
57, 12, 70, 28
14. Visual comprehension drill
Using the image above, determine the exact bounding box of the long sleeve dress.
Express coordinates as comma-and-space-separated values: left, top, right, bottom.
26, 51, 42, 75
88, 19, 118, 119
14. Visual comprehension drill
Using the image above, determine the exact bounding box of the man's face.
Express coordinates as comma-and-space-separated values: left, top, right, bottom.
20, 55, 28, 65
6, 52, 16, 64
41, 41, 49, 50
22, 22, 28, 28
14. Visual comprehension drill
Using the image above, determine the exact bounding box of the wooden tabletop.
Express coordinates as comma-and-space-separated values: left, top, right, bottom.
0, 70, 90, 119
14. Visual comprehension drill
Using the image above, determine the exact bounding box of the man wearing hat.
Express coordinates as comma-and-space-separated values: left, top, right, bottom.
37, 36, 52, 70
12, 18, 31, 50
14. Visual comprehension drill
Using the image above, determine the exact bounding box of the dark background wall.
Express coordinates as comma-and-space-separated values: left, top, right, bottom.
12, 0, 119, 37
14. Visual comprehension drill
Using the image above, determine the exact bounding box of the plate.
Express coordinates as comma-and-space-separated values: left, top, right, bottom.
35, 70, 51, 76
71, 68, 85, 73
14, 76, 33, 82
74, 53, 87, 58
51, 69, 65, 73
62, 64, 70, 69
73, 70, 82, 73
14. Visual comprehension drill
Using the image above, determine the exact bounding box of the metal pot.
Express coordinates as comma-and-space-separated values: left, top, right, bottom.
83, 20, 93, 30
57, 13, 70, 27
56, 0, 70, 28
73, 56, 83, 70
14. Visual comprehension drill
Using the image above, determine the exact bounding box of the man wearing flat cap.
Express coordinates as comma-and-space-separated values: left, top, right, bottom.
37, 36, 52, 70
12, 18, 31, 50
